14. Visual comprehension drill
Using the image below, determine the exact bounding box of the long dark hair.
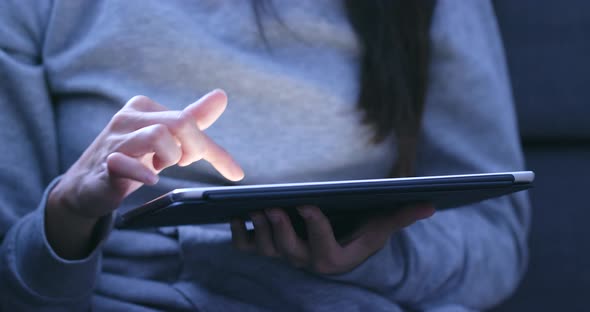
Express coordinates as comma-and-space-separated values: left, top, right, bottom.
253, 1, 437, 177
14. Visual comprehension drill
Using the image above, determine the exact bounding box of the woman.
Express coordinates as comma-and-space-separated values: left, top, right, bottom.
0, 0, 530, 311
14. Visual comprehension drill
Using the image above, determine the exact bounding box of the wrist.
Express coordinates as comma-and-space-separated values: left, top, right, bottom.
46, 182, 100, 259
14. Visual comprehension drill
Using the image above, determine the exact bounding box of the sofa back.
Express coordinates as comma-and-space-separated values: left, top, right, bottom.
493, 1, 590, 310
496, 1, 589, 141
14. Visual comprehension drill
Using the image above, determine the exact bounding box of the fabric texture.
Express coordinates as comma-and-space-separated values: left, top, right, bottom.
0, 1, 529, 311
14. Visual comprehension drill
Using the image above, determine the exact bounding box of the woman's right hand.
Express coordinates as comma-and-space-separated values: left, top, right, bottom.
46, 89, 244, 259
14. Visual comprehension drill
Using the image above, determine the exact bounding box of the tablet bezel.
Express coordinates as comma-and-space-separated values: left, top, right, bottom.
115, 171, 534, 229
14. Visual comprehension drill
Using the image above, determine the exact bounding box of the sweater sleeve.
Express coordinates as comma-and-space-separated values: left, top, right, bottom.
327, 1, 531, 310
0, 1, 107, 310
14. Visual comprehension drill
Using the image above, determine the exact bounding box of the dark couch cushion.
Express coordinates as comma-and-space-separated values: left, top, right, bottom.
492, 1, 590, 311
494, 1, 590, 141
495, 146, 590, 311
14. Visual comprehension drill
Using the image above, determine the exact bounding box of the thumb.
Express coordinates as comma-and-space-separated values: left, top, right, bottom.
183, 89, 228, 130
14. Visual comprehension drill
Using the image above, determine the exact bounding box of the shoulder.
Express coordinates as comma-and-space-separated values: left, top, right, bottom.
427, 0, 510, 103
430, 1, 502, 59
419, 1, 523, 173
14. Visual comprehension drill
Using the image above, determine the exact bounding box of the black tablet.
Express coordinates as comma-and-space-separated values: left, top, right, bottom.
115, 171, 534, 231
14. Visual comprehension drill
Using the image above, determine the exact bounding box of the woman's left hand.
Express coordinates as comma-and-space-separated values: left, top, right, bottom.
231, 204, 435, 274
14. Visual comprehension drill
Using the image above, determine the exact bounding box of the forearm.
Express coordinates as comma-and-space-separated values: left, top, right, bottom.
392, 195, 529, 309
322, 194, 529, 310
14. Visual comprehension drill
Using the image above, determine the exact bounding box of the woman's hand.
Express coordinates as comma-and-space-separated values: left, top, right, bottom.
231, 204, 435, 274
47, 89, 244, 259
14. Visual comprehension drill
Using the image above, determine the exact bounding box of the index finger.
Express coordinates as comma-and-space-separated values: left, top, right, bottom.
297, 206, 341, 265
183, 89, 228, 130
201, 133, 245, 181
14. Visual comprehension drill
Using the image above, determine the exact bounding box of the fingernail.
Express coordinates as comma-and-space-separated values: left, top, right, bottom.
177, 159, 190, 167
146, 174, 159, 185
232, 168, 245, 181
210, 88, 225, 96
203, 89, 226, 102
297, 206, 314, 219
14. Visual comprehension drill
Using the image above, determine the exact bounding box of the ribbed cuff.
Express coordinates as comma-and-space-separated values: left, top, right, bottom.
13, 177, 113, 299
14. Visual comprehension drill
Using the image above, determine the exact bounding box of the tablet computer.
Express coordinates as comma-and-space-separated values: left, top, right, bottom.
115, 171, 534, 231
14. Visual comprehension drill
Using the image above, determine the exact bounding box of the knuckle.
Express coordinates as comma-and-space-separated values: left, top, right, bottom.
104, 153, 119, 171
148, 124, 170, 141
105, 152, 119, 163
126, 95, 152, 108
168, 113, 189, 134
109, 112, 131, 130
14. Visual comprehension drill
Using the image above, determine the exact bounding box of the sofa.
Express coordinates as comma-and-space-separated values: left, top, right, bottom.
493, 1, 590, 310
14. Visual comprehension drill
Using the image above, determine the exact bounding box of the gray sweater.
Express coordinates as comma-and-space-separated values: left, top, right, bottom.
0, 1, 530, 311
